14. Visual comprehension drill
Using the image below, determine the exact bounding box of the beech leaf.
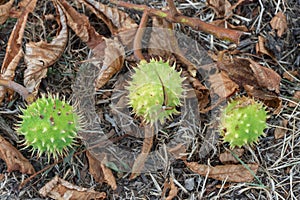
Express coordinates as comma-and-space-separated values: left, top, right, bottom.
0, 0, 37, 103
0, 0, 14, 25
24, 1, 68, 95
86, 151, 117, 190
185, 161, 259, 182
0, 135, 35, 174
39, 176, 106, 200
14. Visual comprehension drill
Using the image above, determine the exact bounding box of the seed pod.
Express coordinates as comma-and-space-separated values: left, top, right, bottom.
220, 96, 268, 148
16, 94, 79, 159
127, 59, 185, 124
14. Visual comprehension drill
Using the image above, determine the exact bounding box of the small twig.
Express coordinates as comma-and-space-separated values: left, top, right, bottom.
111, 0, 245, 44
0, 79, 34, 103
133, 10, 149, 61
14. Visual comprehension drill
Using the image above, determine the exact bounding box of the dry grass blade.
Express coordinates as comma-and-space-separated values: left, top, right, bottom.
0, 0, 14, 24
39, 175, 106, 200
0, 0, 37, 103
0, 135, 35, 174
185, 161, 259, 182
23, 1, 68, 95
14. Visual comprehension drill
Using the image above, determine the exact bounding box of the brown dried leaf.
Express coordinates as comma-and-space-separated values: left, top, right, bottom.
164, 178, 178, 200
0, 0, 37, 103
56, 0, 103, 50
270, 11, 287, 37
219, 148, 244, 164
283, 70, 299, 82
130, 125, 154, 180
168, 143, 186, 160
0, 135, 35, 174
86, 151, 117, 190
255, 36, 275, 59
244, 84, 282, 114
185, 161, 259, 182
77, 0, 138, 47
190, 77, 210, 111
288, 91, 300, 107
274, 119, 288, 139
217, 54, 281, 94
207, 0, 232, 18
94, 37, 125, 90
208, 71, 239, 98
39, 176, 106, 200
0, 0, 14, 24
24, 1, 68, 95
248, 59, 281, 94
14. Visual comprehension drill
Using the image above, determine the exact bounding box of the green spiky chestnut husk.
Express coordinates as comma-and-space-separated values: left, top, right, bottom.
16, 94, 79, 159
127, 58, 185, 124
220, 96, 268, 148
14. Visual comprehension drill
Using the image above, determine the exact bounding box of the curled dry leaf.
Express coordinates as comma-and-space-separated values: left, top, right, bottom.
208, 71, 239, 98
270, 11, 287, 37
244, 84, 282, 114
207, 0, 232, 18
130, 125, 154, 180
274, 119, 288, 140
24, 1, 68, 95
217, 54, 281, 94
0, 0, 14, 24
185, 161, 259, 182
86, 151, 117, 190
56, 0, 103, 50
39, 175, 106, 200
77, 0, 138, 47
219, 148, 244, 164
288, 91, 300, 107
256, 35, 275, 59
0, 0, 37, 103
0, 135, 35, 174
162, 178, 178, 200
94, 37, 125, 90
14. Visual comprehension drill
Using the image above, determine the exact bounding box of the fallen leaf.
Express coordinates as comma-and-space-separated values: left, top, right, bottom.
0, 0, 37, 103
248, 59, 281, 93
130, 125, 154, 180
255, 35, 275, 59
23, 1, 68, 95
0, 135, 35, 174
39, 176, 106, 200
161, 177, 178, 200
288, 91, 300, 107
270, 11, 287, 37
56, 0, 104, 50
94, 37, 125, 90
244, 84, 282, 114
208, 71, 239, 98
86, 151, 117, 190
283, 70, 299, 82
217, 54, 281, 93
77, 0, 138, 47
0, 0, 14, 24
274, 119, 288, 139
207, 0, 232, 18
168, 143, 186, 160
188, 75, 210, 111
185, 161, 259, 182
219, 148, 244, 164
